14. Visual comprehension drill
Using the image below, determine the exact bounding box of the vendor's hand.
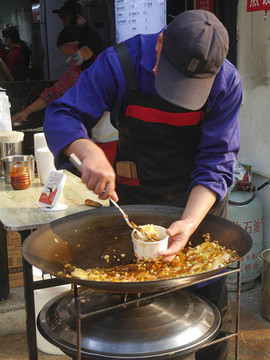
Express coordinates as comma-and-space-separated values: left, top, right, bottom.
159, 217, 196, 263
11, 110, 28, 123
80, 149, 118, 202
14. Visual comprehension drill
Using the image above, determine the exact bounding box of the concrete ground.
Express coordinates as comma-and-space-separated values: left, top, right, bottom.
0, 278, 269, 360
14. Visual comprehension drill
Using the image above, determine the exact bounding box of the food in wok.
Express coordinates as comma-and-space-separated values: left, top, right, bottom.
58, 233, 239, 282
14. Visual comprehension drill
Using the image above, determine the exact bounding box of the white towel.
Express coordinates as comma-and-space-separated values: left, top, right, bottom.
0, 88, 12, 132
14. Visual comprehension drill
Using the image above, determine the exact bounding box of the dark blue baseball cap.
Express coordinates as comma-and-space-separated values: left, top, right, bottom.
53, 1, 84, 16
155, 10, 229, 111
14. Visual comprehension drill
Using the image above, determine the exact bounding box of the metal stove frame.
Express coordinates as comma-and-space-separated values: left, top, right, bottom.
72, 262, 242, 360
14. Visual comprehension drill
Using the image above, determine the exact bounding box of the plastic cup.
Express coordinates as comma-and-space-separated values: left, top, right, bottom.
131, 225, 169, 261
36, 147, 56, 185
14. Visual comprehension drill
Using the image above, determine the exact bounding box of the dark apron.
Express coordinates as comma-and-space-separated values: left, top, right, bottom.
113, 42, 206, 207
113, 44, 230, 360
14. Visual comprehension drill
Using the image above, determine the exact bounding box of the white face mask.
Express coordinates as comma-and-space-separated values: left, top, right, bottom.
64, 51, 83, 67
71, 51, 83, 66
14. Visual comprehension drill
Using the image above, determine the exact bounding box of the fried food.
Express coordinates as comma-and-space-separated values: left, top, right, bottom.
132, 223, 162, 242
58, 233, 239, 283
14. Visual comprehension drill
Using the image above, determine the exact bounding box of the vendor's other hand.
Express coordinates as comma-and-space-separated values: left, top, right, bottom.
158, 217, 196, 263
80, 150, 118, 202
11, 111, 28, 123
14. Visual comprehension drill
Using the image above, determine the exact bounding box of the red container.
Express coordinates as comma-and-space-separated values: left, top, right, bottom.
10, 165, 31, 190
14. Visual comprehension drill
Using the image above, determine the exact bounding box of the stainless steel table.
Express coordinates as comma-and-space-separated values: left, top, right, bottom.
0, 170, 109, 359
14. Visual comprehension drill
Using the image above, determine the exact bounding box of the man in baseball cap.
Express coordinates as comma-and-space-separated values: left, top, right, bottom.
52, 0, 107, 47
52, 1, 86, 28
45, 11, 242, 359
52, 1, 84, 16
155, 9, 229, 110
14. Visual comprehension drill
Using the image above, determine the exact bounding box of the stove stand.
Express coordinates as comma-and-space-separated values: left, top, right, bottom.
37, 262, 241, 360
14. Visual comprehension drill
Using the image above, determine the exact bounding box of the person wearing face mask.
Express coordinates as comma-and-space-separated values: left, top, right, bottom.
64, 28, 119, 166
11, 25, 117, 165
11, 26, 104, 124
67, 26, 107, 68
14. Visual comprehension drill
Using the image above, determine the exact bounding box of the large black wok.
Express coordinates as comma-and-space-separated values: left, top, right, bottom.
22, 205, 252, 293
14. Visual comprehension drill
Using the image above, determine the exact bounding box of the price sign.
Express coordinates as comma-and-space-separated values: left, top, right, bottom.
115, 0, 166, 43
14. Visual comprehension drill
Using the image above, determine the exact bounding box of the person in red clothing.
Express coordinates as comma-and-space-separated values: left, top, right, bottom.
11, 26, 99, 122
12, 26, 118, 165
2, 26, 30, 80
0, 39, 6, 59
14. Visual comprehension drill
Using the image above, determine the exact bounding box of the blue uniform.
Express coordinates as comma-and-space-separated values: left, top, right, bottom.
44, 32, 242, 205
44, 31, 242, 360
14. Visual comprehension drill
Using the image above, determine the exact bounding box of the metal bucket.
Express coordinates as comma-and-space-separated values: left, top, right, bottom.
259, 249, 270, 320
0, 141, 23, 176
1, 154, 35, 183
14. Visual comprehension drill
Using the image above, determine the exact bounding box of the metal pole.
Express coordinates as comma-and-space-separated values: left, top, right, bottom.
75, 285, 82, 360
235, 261, 242, 360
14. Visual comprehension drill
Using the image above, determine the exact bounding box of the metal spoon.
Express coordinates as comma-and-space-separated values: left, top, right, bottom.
109, 199, 157, 240
69, 153, 142, 233
108, 198, 137, 230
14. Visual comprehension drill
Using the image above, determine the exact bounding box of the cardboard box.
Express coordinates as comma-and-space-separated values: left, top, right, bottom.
7, 231, 24, 288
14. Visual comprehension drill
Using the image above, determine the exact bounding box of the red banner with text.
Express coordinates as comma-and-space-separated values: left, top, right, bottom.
247, 0, 270, 12
196, 0, 213, 12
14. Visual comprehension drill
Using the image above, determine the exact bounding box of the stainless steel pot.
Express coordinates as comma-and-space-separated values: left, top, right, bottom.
0, 141, 23, 176
22, 205, 253, 294
259, 249, 270, 320
1, 154, 35, 183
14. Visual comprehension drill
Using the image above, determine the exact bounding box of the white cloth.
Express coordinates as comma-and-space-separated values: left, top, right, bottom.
0, 88, 12, 132
91, 111, 118, 143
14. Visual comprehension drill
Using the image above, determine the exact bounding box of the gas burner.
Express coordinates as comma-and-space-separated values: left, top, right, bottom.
38, 287, 221, 360
22, 205, 251, 359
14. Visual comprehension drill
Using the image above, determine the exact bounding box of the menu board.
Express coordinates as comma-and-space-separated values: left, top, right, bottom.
115, 0, 167, 43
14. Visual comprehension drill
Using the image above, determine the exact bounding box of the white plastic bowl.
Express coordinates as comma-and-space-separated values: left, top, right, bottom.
131, 225, 169, 261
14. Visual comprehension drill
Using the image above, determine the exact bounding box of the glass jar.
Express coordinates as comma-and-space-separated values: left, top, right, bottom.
10, 165, 31, 190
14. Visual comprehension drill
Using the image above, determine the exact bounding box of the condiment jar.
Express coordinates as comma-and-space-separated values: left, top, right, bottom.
10, 165, 31, 190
